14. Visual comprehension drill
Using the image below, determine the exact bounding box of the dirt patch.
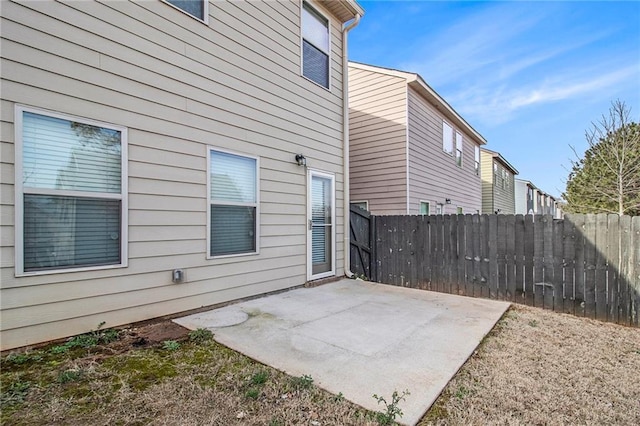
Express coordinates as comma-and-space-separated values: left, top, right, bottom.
421, 304, 640, 425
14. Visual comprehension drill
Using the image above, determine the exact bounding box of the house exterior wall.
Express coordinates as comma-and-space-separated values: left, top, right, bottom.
0, 0, 349, 350
348, 67, 408, 215
480, 152, 494, 214
406, 87, 481, 215
480, 151, 515, 214
515, 179, 535, 214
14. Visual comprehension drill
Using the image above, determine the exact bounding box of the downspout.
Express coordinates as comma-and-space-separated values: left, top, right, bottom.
342, 13, 361, 278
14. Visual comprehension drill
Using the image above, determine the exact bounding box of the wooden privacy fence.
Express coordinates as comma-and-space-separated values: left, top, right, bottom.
352, 213, 640, 326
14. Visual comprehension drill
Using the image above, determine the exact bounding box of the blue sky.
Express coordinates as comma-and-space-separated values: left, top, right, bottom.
348, 0, 640, 198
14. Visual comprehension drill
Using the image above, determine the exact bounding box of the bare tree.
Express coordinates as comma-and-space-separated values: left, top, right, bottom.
563, 100, 640, 216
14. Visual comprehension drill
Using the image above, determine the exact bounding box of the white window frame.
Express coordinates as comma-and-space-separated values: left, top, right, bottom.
455, 132, 463, 167
207, 147, 260, 259
442, 121, 454, 155
436, 203, 444, 215
300, 0, 332, 90
14, 105, 128, 276
457, 206, 464, 215
161, 0, 209, 24
419, 200, 430, 215
474, 145, 480, 176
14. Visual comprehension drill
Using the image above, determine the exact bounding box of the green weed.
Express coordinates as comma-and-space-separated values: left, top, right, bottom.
188, 328, 213, 343
162, 340, 180, 351
372, 389, 410, 425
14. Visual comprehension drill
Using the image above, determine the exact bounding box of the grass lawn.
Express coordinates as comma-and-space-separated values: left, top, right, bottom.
2, 304, 639, 425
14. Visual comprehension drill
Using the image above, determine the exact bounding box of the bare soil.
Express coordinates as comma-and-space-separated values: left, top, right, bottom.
2, 305, 639, 425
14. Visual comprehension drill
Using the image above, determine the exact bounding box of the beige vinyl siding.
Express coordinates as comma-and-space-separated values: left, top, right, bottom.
407, 87, 481, 215
349, 67, 408, 215
480, 151, 494, 214
480, 151, 516, 214
0, 0, 347, 350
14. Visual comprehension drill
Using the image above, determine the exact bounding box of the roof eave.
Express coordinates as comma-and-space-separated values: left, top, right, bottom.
319, 0, 364, 23
407, 77, 487, 146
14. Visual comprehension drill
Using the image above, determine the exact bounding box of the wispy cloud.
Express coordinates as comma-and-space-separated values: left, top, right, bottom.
448, 65, 639, 126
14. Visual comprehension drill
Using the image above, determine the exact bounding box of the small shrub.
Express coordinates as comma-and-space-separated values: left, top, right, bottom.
372, 389, 410, 425
162, 340, 180, 351
250, 370, 269, 386
245, 388, 260, 399
189, 328, 213, 343
333, 391, 345, 402
49, 345, 70, 355
290, 374, 314, 390
5, 352, 42, 365
58, 369, 83, 384
0, 380, 31, 408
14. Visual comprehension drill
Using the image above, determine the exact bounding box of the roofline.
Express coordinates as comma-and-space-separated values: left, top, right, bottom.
348, 61, 487, 146
340, 0, 365, 18
481, 148, 519, 174
515, 178, 557, 200
318, 0, 364, 23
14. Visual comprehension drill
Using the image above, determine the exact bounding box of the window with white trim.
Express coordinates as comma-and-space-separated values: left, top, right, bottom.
457, 207, 463, 214
164, 0, 206, 21
494, 163, 499, 187
16, 107, 126, 274
455, 132, 463, 167
436, 203, 444, 215
442, 121, 453, 155
208, 149, 259, 257
302, 1, 330, 88
420, 201, 430, 215
474, 145, 480, 175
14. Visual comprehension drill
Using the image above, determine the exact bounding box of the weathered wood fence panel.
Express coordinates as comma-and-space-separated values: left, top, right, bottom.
362, 213, 639, 327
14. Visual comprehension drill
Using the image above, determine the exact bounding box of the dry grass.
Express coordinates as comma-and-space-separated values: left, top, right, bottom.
2, 305, 639, 425
1, 329, 379, 425
421, 304, 640, 425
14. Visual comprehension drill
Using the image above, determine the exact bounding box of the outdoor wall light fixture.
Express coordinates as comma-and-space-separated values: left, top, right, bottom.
295, 154, 307, 167
445, 198, 452, 204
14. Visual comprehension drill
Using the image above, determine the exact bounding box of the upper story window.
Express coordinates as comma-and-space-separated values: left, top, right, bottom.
493, 162, 499, 186
208, 148, 259, 258
302, 1, 330, 89
442, 121, 453, 155
455, 132, 463, 167
164, 0, 206, 22
474, 146, 480, 175
16, 107, 127, 275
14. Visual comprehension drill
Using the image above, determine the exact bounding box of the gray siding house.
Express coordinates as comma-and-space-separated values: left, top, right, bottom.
348, 63, 486, 216
480, 148, 518, 214
515, 178, 563, 218
0, 0, 363, 350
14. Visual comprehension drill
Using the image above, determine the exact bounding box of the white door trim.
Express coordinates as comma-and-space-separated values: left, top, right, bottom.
307, 169, 336, 281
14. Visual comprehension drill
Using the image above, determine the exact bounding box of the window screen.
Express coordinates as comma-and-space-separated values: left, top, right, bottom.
20, 110, 124, 272
302, 2, 330, 88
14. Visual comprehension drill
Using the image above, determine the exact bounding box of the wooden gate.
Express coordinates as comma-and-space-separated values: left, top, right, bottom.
349, 205, 375, 280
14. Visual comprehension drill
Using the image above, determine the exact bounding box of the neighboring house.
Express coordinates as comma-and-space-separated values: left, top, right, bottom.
0, 0, 364, 350
515, 178, 563, 218
348, 62, 486, 216
480, 148, 518, 214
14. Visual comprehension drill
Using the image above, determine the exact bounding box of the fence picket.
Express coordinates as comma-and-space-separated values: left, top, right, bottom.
584, 214, 597, 318
595, 214, 609, 321
573, 215, 586, 317
552, 217, 564, 313
514, 214, 525, 303
632, 216, 640, 326
606, 214, 619, 323
364, 212, 638, 326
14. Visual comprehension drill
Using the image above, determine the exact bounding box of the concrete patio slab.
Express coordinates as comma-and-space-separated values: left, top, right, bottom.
174, 279, 510, 425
